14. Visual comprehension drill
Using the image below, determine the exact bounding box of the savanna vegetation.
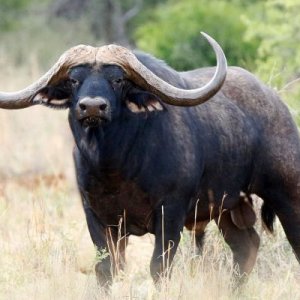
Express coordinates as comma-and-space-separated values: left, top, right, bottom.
0, 0, 300, 299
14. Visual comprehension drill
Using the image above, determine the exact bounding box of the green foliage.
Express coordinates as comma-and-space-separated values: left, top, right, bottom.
0, 0, 31, 31
244, 0, 300, 87
134, 0, 260, 70
244, 0, 300, 126
96, 248, 109, 262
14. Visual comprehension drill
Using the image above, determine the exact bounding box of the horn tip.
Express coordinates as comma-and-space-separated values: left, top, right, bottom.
200, 32, 214, 43
200, 31, 227, 66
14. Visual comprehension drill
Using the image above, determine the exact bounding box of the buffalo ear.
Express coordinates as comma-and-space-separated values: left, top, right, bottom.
34, 80, 72, 109
125, 88, 165, 114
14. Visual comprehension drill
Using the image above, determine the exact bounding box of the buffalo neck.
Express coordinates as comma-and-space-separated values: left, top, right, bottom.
68, 111, 152, 176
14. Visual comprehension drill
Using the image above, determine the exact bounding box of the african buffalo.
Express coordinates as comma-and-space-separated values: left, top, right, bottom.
0, 33, 298, 286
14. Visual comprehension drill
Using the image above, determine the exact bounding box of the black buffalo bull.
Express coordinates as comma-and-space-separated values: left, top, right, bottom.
0, 33, 299, 285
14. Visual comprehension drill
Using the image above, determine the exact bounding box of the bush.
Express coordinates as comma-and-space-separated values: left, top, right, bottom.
244, 0, 300, 125
134, 0, 260, 71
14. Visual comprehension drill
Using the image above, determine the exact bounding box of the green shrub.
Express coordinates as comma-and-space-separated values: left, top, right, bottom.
134, 0, 260, 71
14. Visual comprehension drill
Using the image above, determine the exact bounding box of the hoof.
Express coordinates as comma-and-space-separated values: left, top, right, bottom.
95, 261, 112, 288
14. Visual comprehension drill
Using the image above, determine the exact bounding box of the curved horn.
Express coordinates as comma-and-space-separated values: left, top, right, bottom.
97, 32, 227, 107
0, 33, 226, 109
0, 45, 96, 109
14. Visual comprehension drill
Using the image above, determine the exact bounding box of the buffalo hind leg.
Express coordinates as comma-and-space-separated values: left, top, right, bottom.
216, 211, 260, 279
260, 187, 300, 262
191, 221, 209, 255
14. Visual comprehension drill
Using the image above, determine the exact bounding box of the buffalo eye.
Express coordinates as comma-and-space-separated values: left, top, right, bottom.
69, 78, 80, 88
111, 78, 123, 90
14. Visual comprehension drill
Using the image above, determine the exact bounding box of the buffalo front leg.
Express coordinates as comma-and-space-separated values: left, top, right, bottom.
84, 206, 128, 286
150, 204, 185, 282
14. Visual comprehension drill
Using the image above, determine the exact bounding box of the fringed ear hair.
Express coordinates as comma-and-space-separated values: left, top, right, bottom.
34, 80, 72, 109
126, 88, 164, 114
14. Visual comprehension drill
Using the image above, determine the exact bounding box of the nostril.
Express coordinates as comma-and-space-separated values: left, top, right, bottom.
99, 103, 107, 111
79, 103, 86, 111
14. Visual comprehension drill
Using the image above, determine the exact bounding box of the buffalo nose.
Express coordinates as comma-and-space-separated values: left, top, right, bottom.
78, 97, 108, 114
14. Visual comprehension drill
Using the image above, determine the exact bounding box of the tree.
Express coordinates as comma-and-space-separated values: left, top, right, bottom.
244, 0, 300, 125
0, 0, 31, 31
134, 0, 261, 70
49, 0, 144, 46
244, 0, 300, 87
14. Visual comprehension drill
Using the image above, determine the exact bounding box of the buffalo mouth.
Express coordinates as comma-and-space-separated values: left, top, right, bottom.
81, 116, 108, 127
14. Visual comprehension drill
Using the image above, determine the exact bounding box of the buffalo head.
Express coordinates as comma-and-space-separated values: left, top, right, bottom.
0, 33, 227, 127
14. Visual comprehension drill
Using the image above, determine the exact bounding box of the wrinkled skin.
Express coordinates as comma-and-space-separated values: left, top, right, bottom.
42, 52, 300, 286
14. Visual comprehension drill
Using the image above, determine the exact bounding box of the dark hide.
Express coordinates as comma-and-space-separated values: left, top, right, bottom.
42, 51, 300, 285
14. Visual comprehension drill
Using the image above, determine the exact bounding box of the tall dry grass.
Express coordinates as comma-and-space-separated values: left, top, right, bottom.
0, 55, 300, 300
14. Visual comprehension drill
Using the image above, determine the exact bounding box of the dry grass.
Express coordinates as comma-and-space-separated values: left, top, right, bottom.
0, 59, 300, 300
